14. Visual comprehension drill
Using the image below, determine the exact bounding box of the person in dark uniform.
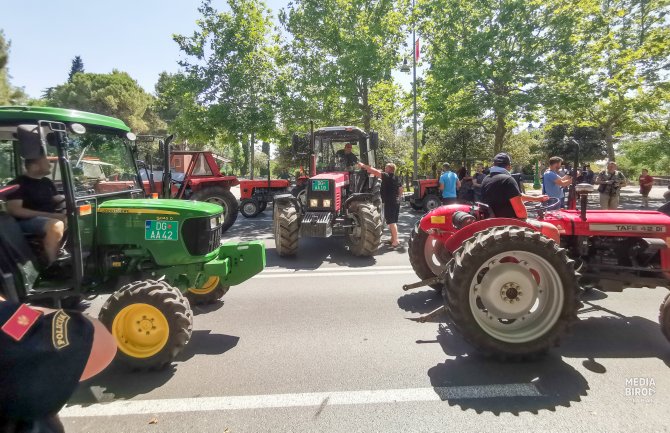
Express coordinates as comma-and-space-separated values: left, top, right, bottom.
359, 161, 403, 248
481, 153, 548, 219
335, 143, 359, 168
0, 296, 117, 432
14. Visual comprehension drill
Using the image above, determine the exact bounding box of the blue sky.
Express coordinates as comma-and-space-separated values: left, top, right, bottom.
3, 0, 417, 99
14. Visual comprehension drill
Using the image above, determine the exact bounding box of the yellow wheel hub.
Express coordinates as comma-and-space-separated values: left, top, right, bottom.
188, 276, 220, 295
112, 303, 170, 358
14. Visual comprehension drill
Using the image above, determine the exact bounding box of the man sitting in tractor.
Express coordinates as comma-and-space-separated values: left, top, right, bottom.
335, 143, 358, 168
6, 155, 67, 264
481, 153, 549, 219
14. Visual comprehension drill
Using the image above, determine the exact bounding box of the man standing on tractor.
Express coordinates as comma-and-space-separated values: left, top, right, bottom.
6, 155, 67, 264
596, 161, 627, 209
439, 163, 460, 205
542, 156, 573, 209
481, 153, 549, 218
335, 143, 359, 168
359, 162, 403, 248
638, 169, 654, 208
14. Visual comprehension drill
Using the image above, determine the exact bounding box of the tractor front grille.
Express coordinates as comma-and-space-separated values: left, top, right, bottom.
182, 216, 222, 256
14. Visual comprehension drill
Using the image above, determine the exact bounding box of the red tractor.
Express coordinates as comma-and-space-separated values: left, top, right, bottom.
273, 125, 383, 257
406, 140, 670, 359
408, 179, 441, 212
238, 178, 291, 218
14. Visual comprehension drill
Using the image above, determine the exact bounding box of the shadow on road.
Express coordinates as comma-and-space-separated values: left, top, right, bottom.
69, 330, 240, 404
428, 354, 589, 414
397, 289, 442, 315
191, 300, 225, 316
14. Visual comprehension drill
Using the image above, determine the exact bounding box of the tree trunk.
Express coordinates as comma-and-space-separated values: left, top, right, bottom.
494, 112, 507, 154
360, 81, 372, 134
604, 123, 615, 161
250, 132, 255, 180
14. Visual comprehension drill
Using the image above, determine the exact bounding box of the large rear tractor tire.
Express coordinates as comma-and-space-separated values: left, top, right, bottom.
659, 293, 670, 343
240, 198, 261, 218
347, 202, 382, 256
408, 221, 451, 291
444, 226, 579, 360
274, 202, 300, 257
423, 194, 441, 212
99, 280, 193, 370
192, 186, 239, 234
185, 276, 230, 305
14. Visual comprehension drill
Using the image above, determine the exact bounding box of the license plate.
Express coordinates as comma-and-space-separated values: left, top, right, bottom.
145, 220, 179, 241
312, 180, 329, 191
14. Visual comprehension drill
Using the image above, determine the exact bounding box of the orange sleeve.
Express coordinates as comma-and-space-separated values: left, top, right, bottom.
510, 196, 528, 219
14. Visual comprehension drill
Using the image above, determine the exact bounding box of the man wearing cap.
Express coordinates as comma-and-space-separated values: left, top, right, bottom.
0, 296, 117, 432
481, 153, 549, 218
335, 143, 358, 168
439, 163, 460, 205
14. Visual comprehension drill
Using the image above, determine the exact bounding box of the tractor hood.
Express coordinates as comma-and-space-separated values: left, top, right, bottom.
98, 199, 223, 217
544, 209, 670, 236
311, 172, 349, 186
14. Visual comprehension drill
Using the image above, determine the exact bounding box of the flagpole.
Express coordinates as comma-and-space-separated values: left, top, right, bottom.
411, 0, 418, 182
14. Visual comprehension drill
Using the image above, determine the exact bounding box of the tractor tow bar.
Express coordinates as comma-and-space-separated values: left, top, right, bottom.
402, 276, 443, 291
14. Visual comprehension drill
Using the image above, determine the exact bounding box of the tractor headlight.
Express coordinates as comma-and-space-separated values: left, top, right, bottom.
310, 198, 319, 208
322, 199, 331, 208
210, 215, 221, 229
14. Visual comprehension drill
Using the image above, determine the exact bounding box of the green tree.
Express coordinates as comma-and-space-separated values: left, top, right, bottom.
46, 70, 165, 133
420, 0, 580, 153
0, 30, 27, 105
543, 124, 608, 163
279, 0, 408, 133
174, 0, 278, 179
545, 0, 670, 160
68, 55, 85, 82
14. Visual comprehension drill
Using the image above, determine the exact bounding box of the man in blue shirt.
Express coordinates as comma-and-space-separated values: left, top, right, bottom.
542, 156, 573, 209
439, 163, 460, 205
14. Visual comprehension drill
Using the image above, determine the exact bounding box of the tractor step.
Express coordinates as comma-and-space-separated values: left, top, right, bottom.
402, 276, 443, 291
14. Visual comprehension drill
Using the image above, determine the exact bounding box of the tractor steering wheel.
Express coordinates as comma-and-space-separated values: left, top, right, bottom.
524, 197, 561, 212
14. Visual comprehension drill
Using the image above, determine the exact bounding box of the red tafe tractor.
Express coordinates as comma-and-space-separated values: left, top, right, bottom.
272, 125, 383, 257
406, 139, 670, 359
408, 179, 441, 212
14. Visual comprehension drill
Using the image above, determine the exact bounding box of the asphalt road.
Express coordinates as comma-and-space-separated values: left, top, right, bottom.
62, 187, 670, 433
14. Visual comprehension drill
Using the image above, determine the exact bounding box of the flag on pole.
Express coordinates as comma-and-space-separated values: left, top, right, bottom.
415, 38, 420, 61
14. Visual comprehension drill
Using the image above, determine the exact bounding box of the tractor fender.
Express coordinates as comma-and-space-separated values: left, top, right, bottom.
344, 193, 377, 209
418, 204, 472, 236
443, 218, 560, 253
274, 193, 301, 211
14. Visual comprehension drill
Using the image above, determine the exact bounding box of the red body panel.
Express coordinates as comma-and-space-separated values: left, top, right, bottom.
418, 179, 439, 198
238, 179, 291, 199
310, 172, 348, 211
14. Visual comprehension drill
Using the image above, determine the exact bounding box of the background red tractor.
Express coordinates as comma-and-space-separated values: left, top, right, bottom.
406, 139, 670, 359
238, 178, 291, 218
273, 125, 383, 257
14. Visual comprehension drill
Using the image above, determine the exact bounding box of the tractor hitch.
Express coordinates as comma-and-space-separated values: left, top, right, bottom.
402, 276, 443, 291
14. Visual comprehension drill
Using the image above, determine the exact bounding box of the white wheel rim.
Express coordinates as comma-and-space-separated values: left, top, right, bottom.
206, 197, 227, 219
424, 234, 450, 275
243, 202, 257, 215
468, 251, 564, 343
426, 198, 440, 210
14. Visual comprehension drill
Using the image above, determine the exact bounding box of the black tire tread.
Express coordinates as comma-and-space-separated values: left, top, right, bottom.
274, 203, 299, 256
240, 198, 260, 218
659, 292, 670, 343
192, 186, 239, 234
347, 202, 382, 256
185, 283, 230, 305
408, 222, 443, 290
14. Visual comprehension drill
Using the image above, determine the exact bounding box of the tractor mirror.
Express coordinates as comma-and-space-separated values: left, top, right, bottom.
126, 132, 137, 141
70, 123, 86, 135
369, 131, 379, 151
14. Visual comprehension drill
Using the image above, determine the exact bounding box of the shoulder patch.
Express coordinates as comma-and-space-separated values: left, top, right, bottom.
52, 309, 70, 350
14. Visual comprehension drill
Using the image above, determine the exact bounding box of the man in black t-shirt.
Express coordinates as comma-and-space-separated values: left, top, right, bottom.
359, 161, 403, 248
481, 153, 548, 219
6, 156, 67, 264
335, 143, 359, 168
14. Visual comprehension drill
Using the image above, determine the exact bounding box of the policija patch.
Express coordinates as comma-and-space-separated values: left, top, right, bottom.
52, 310, 70, 350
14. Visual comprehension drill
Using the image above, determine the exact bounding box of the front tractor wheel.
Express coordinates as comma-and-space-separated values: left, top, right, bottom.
99, 280, 193, 370
192, 186, 239, 233
445, 226, 579, 360
274, 202, 299, 256
186, 276, 230, 305
659, 293, 670, 343
240, 198, 261, 218
408, 222, 451, 290
423, 194, 441, 212
347, 202, 382, 256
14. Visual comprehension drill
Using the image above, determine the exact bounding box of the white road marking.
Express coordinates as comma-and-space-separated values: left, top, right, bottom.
255, 270, 415, 279
262, 265, 413, 273
61, 384, 542, 418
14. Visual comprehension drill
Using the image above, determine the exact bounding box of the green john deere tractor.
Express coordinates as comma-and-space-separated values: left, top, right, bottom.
0, 106, 265, 369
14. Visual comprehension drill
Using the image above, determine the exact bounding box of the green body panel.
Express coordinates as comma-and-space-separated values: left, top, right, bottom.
0, 106, 130, 131
97, 198, 223, 266
205, 242, 266, 286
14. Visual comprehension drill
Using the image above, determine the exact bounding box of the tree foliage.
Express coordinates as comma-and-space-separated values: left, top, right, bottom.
46, 70, 165, 134
543, 124, 608, 163
0, 30, 27, 105
68, 56, 85, 82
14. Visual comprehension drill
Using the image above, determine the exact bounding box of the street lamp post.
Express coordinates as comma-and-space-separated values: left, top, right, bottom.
411, 0, 418, 182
